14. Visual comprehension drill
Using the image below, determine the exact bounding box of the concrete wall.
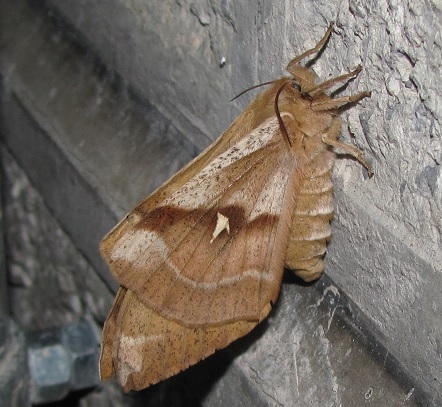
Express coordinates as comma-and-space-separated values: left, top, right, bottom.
0, 0, 440, 405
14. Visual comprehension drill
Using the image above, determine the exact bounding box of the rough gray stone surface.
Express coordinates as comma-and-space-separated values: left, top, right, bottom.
203, 279, 427, 407
0, 166, 8, 315
0, 316, 29, 407
0, 0, 440, 405
1, 148, 113, 330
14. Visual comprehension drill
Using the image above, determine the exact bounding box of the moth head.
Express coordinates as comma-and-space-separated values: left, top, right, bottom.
274, 79, 338, 152
290, 80, 314, 102
287, 65, 319, 94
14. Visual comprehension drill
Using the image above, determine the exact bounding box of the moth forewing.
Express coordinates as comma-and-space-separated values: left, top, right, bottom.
103, 115, 305, 328
99, 81, 290, 263
100, 23, 372, 391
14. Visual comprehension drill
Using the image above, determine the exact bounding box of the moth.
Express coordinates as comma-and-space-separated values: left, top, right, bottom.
99, 23, 373, 392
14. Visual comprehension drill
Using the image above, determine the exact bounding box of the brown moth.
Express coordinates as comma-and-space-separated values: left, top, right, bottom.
99, 23, 373, 392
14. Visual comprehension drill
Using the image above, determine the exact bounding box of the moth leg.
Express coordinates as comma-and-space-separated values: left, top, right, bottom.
286, 22, 334, 73
307, 65, 362, 96
310, 91, 371, 111
322, 136, 373, 177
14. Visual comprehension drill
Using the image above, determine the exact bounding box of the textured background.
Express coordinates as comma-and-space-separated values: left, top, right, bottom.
0, 0, 440, 405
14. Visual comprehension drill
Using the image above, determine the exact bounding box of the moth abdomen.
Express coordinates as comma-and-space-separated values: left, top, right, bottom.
285, 149, 336, 281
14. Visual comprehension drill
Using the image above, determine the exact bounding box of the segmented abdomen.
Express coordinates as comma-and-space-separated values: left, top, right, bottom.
285, 151, 335, 281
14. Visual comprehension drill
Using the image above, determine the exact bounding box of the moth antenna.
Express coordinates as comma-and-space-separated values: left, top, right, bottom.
230, 80, 277, 102
274, 81, 292, 148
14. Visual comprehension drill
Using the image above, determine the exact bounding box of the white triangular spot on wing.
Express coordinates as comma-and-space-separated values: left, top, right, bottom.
210, 212, 230, 243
